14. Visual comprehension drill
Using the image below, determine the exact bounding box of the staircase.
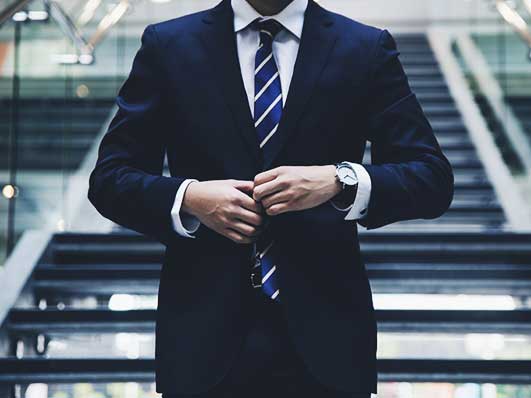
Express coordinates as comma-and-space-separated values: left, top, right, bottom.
386, 35, 506, 230
468, 33, 531, 174
0, 97, 114, 170
1, 34, 530, 396
0, 94, 115, 234
507, 96, 531, 145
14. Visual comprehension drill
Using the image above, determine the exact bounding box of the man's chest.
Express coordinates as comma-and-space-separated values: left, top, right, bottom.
236, 29, 300, 115
162, 34, 370, 177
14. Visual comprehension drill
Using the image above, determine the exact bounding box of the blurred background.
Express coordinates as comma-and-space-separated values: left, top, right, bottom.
1, 0, 531, 397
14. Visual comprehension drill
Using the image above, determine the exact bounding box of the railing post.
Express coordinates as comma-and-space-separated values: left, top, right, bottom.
6, 20, 21, 255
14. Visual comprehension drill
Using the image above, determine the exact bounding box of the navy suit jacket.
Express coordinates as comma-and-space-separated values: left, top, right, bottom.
88, 0, 454, 394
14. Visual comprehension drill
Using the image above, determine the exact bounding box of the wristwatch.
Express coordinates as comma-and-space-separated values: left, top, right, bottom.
332, 162, 359, 210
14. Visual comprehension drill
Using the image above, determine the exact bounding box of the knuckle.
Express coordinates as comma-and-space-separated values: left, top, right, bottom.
223, 193, 233, 204
223, 219, 233, 229
221, 207, 233, 219
279, 179, 290, 189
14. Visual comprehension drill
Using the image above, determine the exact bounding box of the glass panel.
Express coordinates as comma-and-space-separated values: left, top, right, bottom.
472, 31, 531, 173
14, 17, 116, 236
451, 2, 531, 198
0, 1, 139, 265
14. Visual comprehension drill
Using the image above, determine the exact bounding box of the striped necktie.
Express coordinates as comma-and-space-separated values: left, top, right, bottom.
253, 19, 283, 301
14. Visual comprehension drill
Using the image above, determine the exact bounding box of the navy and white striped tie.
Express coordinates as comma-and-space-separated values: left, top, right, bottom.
253, 19, 283, 301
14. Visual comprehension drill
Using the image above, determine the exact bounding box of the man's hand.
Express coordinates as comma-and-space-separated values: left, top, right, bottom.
253, 165, 342, 216
182, 180, 264, 244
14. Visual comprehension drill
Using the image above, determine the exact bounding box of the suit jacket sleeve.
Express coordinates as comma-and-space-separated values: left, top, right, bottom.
359, 30, 454, 230
88, 25, 185, 245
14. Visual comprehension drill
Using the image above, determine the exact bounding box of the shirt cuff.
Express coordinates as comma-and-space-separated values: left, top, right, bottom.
341, 163, 371, 221
171, 179, 201, 238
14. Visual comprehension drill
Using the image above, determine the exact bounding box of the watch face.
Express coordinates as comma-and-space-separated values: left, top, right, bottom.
337, 166, 358, 186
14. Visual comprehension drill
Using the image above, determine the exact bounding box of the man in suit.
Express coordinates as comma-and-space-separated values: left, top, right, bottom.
88, 0, 454, 396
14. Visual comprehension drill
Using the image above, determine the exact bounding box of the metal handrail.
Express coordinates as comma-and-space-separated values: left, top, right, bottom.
524, 0, 531, 16
46, 0, 91, 51
495, 0, 531, 57
51, 0, 132, 64
76, 0, 103, 26
45, 0, 94, 63
87, 0, 130, 49
1, 0, 130, 64
0, 0, 32, 27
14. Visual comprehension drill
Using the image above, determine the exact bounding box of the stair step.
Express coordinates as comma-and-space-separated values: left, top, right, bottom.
0, 358, 529, 384
422, 104, 461, 116
47, 232, 531, 265
402, 61, 438, 67
416, 93, 456, 103
0, 121, 106, 133
7, 309, 531, 334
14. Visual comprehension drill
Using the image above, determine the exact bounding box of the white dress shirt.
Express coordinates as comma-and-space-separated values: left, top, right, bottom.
171, 0, 372, 237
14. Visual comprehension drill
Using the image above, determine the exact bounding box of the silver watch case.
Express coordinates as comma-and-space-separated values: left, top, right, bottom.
335, 162, 359, 189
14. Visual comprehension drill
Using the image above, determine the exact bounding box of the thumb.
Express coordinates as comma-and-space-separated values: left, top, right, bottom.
231, 179, 254, 194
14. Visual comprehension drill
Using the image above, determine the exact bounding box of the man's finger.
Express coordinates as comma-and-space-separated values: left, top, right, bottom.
253, 178, 284, 201
254, 167, 281, 186
235, 208, 264, 227
232, 180, 254, 194
225, 228, 254, 244
230, 221, 259, 237
266, 202, 290, 216
261, 191, 290, 209
236, 190, 263, 213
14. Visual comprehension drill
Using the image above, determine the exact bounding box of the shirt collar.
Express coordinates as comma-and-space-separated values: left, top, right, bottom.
232, 0, 308, 39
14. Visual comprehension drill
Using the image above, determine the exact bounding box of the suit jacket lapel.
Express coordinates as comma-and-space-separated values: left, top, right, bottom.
198, 0, 337, 171
199, 0, 263, 168
263, 1, 337, 170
